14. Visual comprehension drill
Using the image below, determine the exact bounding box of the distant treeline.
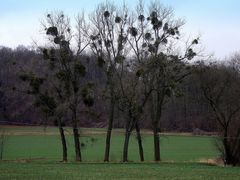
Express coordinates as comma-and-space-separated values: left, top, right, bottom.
0, 45, 235, 132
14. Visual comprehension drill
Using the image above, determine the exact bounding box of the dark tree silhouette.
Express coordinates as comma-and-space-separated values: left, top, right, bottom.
196, 61, 240, 166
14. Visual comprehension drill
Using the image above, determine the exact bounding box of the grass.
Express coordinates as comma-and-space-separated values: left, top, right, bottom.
1, 126, 218, 162
0, 126, 240, 179
1, 162, 240, 180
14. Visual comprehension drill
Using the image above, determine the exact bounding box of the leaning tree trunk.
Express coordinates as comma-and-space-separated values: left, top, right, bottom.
123, 129, 131, 162
104, 86, 115, 162
123, 116, 132, 162
135, 122, 144, 162
58, 123, 68, 162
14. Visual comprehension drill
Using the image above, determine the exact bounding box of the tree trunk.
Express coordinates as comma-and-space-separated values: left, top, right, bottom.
223, 129, 232, 165
135, 122, 144, 161
232, 128, 240, 165
123, 130, 131, 162
104, 90, 115, 162
72, 107, 81, 162
59, 125, 67, 162
153, 123, 160, 161
151, 91, 163, 162
0, 133, 4, 160
73, 126, 81, 161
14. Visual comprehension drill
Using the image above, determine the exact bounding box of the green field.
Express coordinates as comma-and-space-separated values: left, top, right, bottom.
0, 126, 240, 179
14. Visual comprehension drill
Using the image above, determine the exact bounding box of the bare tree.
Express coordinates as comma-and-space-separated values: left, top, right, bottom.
19, 12, 94, 162
196, 60, 240, 165
123, 0, 199, 161
88, 2, 131, 161
41, 12, 94, 162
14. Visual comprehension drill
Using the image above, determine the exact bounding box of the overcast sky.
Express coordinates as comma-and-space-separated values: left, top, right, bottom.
0, 0, 239, 59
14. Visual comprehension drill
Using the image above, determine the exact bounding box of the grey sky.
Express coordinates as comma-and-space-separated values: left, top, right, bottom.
0, 0, 239, 59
